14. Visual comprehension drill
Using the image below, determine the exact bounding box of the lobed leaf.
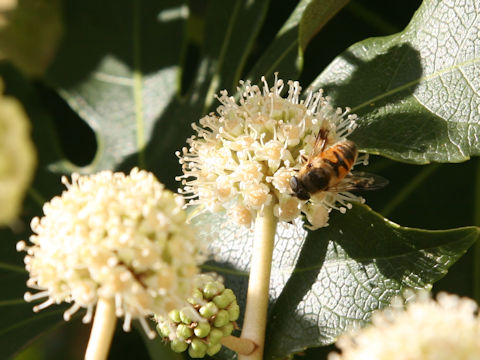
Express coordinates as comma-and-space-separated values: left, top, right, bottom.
45, 0, 187, 173
311, 0, 480, 164
194, 204, 479, 359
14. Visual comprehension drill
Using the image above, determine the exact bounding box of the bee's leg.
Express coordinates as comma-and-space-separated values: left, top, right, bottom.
300, 155, 308, 163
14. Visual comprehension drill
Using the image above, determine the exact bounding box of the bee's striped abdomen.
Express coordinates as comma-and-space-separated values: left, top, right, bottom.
321, 140, 357, 183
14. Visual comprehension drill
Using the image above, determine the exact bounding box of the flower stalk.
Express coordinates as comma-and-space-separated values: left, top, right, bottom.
85, 297, 117, 360
239, 203, 277, 360
221, 335, 256, 355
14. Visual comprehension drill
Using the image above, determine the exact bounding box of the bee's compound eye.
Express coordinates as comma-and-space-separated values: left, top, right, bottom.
290, 176, 299, 192
290, 176, 310, 200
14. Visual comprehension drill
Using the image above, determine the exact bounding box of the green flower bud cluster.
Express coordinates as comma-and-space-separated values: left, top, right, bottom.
157, 274, 240, 358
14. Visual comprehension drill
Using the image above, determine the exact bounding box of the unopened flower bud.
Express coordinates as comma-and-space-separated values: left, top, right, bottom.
194, 322, 211, 338
176, 324, 193, 340
169, 309, 181, 323
188, 289, 204, 305
228, 303, 240, 322
213, 292, 233, 309
180, 308, 194, 324
203, 281, 225, 300
214, 309, 230, 327
207, 343, 222, 356
209, 328, 224, 344
199, 302, 219, 318
221, 322, 234, 336
157, 322, 171, 338
155, 273, 240, 357
171, 338, 188, 353
189, 339, 207, 358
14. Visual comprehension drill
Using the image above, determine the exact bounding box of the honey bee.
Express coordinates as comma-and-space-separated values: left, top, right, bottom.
290, 129, 388, 200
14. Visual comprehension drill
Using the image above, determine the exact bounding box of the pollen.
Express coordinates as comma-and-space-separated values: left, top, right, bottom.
228, 204, 253, 226
274, 196, 301, 222
177, 74, 361, 229
244, 183, 272, 209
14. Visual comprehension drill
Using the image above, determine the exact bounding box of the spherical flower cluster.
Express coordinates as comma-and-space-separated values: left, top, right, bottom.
177, 74, 364, 229
329, 292, 480, 360
156, 273, 239, 358
0, 83, 36, 225
17, 168, 204, 339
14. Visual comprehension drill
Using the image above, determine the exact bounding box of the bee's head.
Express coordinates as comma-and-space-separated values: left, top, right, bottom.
290, 176, 310, 200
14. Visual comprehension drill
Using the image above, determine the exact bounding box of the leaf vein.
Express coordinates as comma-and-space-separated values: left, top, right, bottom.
352, 55, 480, 113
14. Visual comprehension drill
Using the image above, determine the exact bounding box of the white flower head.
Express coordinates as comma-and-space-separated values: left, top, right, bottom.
177, 74, 364, 228
329, 291, 480, 360
17, 168, 205, 339
0, 82, 36, 225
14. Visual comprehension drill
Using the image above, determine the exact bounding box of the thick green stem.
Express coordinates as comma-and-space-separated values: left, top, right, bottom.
239, 204, 277, 360
85, 297, 117, 360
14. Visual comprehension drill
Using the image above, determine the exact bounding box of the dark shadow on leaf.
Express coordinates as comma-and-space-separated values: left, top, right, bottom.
263, 204, 476, 359
316, 43, 446, 157
265, 233, 328, 359
320, 43, 422, 109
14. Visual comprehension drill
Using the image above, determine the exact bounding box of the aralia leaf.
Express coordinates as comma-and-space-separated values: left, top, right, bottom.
298, 0, 349, 52
44, 0, 272, 190
194, 0, 269, 102
194, 204, 478, 359
312, 0, 480, 164
46, 0, 187, 173
248, 0, 349, 82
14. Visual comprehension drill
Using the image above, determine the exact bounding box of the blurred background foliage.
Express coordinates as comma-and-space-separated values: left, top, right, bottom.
3, 0, 479, 359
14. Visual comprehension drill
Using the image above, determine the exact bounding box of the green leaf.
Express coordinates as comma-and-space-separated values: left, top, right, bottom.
0, 269, 67, 360
194, 204, 478, 359
45, 0, 187, 173
0, 0, 62, 77
196, 0, 269, 103
149, 0, 270, 188
43, 0, 271, 187
248, 0, 349, 82
311, 0, 480, 164
299, 0, 349, 52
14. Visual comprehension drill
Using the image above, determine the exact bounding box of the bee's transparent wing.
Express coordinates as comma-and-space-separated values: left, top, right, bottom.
328, 171, 389, 192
